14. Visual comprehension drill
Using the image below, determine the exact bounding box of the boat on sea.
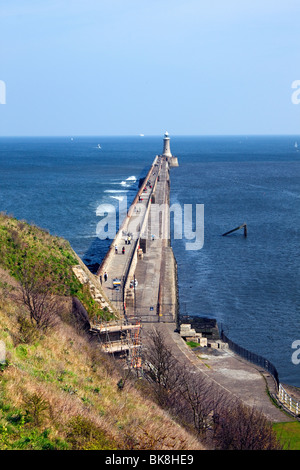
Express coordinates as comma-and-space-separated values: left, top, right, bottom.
97, 144, 101, 149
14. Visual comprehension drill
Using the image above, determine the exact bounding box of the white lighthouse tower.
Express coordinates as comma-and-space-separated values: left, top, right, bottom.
162, 131, 172, 158
160, 131, 178, 166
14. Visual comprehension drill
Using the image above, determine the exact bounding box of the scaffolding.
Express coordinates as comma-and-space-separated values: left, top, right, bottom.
127, 321, 142, 373
90, 320, 143, 373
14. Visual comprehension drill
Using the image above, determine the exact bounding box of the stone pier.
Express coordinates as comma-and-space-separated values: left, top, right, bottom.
96, 137, 179, 325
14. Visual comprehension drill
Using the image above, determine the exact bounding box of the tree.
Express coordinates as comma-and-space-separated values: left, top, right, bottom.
142, 327, 181, 407
173, 369, 229, 437
23, 391, 50, 427
15, 257, 62, 331
212, 400, 283, 450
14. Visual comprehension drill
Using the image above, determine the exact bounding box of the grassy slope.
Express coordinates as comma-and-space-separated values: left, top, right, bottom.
0, 297, 202, 450
0, 215, 203, 450
0, 213, 112, 322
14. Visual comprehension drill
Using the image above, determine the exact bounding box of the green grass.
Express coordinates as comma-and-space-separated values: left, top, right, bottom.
186, 341, 199, 349
0, 213, 112, 322
273, 421, 300, 450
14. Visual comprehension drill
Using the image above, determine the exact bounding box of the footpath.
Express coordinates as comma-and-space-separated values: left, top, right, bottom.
142, 322, 293, 423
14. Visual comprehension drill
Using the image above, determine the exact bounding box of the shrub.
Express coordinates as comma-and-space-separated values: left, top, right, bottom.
23, 391, 50, 427
66, 416, 117, 450
13, 429, 69, 450
212, 401, 283, 450
16, 312, 39, 344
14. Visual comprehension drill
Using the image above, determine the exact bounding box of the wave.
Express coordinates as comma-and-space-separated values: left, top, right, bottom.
120, 176, 137, 187
104, 189, 128, 193
110, 196, 125, 201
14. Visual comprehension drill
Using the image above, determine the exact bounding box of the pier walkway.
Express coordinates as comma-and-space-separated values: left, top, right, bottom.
97, 152, 177, 325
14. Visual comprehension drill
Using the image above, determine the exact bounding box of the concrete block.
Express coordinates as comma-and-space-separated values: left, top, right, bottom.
209, 340, 225, 349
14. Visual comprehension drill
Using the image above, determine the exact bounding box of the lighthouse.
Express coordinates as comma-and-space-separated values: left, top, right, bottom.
162, 131, 172, 158
159, 131, 178, 167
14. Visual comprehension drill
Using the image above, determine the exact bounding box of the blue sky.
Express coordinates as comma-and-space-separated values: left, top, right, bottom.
0, 0, 299, 136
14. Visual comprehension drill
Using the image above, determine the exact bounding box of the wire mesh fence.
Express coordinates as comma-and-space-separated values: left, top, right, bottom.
220, 330, 279, 388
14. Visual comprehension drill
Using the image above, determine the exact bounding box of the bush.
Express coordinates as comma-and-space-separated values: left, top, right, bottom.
12, 429, 68, 450
16, 312, 39, 344
212, 401, 283, 450
23, 391, 50, 427
66, 416, 117, 450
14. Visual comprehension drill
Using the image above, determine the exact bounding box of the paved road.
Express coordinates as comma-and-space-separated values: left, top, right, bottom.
127, 158, 174, 322
142, 322, 292, 423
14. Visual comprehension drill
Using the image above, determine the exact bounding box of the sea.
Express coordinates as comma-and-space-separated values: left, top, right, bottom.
0, 135, 299, 387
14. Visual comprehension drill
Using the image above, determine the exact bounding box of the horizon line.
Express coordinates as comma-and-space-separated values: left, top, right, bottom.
0, 133, 299, 138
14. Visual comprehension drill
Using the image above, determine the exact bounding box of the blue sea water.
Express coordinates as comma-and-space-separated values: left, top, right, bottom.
0, 135, 299, 386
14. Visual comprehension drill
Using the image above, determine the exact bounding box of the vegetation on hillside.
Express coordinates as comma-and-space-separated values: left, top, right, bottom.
0, 213, 112, 323
0, 214, 203, 450
0, 295, 202, 450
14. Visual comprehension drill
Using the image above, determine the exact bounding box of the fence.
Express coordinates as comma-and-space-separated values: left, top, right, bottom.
221, 330, 300, 418
220, 330, 279, 388
278, 384, 300, 417
126, 304, 176, 324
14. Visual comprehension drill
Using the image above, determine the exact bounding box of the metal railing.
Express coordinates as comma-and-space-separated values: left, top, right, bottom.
219, 330, 300, 418
220, 330, 279, 388
278, 384, 300, 417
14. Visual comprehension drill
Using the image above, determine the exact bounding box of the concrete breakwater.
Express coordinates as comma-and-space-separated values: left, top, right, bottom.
96, 133, 179, 324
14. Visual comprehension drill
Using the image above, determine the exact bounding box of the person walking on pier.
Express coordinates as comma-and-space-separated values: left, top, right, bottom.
104, 272, 108, 282
115, 244, 118, 254
122, 246, 125, 255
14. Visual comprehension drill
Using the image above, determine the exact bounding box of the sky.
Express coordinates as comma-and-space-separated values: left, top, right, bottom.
0, 0, 299, 136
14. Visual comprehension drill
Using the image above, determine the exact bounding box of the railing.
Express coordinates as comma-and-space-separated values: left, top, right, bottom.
128, 313, 175, 324
221, 330, 300, 418
220, 330, 279, 388
123, 159, 161, 301
278, 384, 300, 417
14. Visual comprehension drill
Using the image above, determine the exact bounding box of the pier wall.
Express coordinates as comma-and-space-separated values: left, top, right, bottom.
96, 148, 178, 324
